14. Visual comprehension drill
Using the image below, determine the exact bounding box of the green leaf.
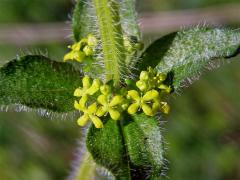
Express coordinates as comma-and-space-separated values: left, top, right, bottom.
136, 32, 177, 73
86, 113, 164, 179
123, 113, 164, 179
139, 27, 240, 89
86, 118, 130, 179
72, 0, 96, 41
119, 0, 142, 69
119, 0, 141, 39
0, 55, 82, 112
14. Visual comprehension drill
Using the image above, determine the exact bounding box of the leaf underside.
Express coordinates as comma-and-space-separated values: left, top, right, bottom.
0, 55, 82, 112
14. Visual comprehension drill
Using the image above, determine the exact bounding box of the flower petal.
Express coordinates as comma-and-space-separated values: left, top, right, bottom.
127, 90, 140, 101
136, 80, 147, 92
139, 71, 149, 81
88, 79, 101, 95
97, 95, 108, 106
142, 103, 154, 116
152, 101, 160, 114
74, 100, 82, 110
74, 88, 83, 97
77, 114, 89, 127
88, 103, 97, 114
143, 90, 159, 101
63, 52, 74, 61
74, 51, 86, 62
158, 84, 172, 94
127, 103, 139, 115
79, 95, 88, 109
109, 109, 121, 120
96, 106, 107, 117
90, 115, 103, 128
109, 95, 123, 107
82, 76, 91, 89
71, 42, 81, 51
100, 85, 111, 95
160, 102, 170, 114
83, 45, 93, 56
87, 34, 98, 47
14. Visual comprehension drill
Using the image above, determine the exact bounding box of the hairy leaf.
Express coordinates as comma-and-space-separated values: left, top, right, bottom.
140, 27, 240, 89
86, 113, 164, 179
123, 113, 164, 179
72, 0, 96, 41
119, 0, 141, 39
0, 55, 82, 112
137, 32, 177, 73
86, 118, 130, 178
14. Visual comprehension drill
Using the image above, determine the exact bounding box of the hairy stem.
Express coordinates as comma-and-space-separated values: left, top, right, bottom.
93, 0, 126, 85
75, 152, 96, 180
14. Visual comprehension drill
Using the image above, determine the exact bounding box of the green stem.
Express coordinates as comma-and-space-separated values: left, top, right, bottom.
93, 0, 126, 85
75, 152, 96, 180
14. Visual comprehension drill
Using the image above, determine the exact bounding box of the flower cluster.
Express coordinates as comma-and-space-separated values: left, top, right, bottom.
73, 67, 172, 129
127, 67, 171, 116
64, 34, 98, 62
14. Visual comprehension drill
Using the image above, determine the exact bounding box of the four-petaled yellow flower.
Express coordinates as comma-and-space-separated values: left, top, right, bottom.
74, 76, 101, 107
96, 95, 124, 120
127, 89, 159, 116
74, 101, 103, 128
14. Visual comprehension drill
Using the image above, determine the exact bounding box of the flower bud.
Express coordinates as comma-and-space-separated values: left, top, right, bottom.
140, 71, 149, 81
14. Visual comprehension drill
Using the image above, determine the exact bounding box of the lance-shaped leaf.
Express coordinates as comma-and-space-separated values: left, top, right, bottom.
86, 113, 164, 179
0, 55, 82, 112
139, 27, 240, 89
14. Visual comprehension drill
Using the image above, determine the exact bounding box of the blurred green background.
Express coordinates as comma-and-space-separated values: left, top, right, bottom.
0, 0, 240, 180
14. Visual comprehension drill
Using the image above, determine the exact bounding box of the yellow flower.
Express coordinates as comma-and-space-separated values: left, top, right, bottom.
136, 70, 150, 91
70, 40, 84, 51
63, 50, 85, 62
75, 102, 103, 128
64, 34, 98, 62
127, 89, 159, 116
136, 80, 147, 91
96, 95, 123, 120
154, 73, 167, 83
87, 34, 98, 47
74, 76, 101, 107
139, 71, 149, 81
83, 46, 93, 56
158, 84, 172, 94
64, 39, 88, 62
100, 84, 111, 95
160, 102, 170, 114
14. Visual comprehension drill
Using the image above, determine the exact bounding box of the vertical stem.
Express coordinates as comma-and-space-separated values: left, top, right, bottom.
93, 0, 126, 85
75, 152, 96, 180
